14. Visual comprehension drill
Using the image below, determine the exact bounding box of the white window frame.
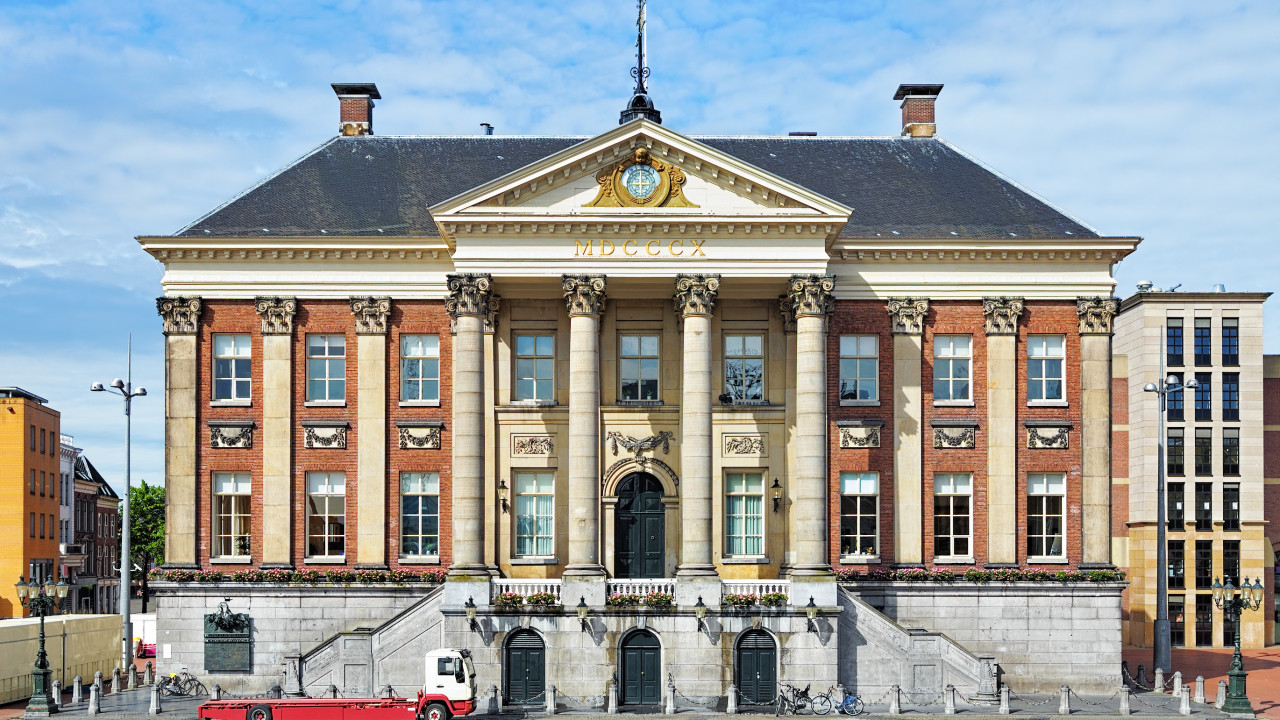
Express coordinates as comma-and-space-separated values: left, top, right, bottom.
1027, 335, 1066, 405
724, 471, 765, 557
932, 473, 973, 562
400, 472, 440, 558
212, 472, 252, 559
305, 471, 346, 560
1027, 473, 1067, 561
306, 334, 346, 403
933, 335, 972, 404
724, 334, 765, 403
212, 333, 252, 403
513, 334, 555, 402
514, 471, 555, 558
839, 335, 879, 404
839, 472, 879, 560
618, 334, 661, 402
400, 335, 441, 404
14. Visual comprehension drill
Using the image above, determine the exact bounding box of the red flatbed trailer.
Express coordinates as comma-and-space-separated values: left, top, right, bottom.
198, 691, 476, 720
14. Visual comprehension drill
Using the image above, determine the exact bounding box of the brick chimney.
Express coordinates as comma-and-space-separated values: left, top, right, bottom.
893, 84, 943, 138
331, 83, 381, 136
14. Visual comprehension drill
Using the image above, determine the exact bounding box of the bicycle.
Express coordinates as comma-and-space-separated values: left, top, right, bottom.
777, 683, 829, 715
158, 668, 208, 697
832, 688, 864, 716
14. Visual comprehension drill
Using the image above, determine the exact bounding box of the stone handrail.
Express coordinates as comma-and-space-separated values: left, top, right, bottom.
721, 580, 789, 600
492, 579, 562, 602
606, 579, 676, 597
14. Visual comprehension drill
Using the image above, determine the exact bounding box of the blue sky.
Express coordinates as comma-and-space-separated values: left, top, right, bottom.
2, 0, 1278, 492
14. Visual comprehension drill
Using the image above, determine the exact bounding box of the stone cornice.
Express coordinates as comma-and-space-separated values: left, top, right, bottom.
673, 274, 720, 317
562, 274, 608, 317
138, 235, 452, 264
829, 236, 1140, 264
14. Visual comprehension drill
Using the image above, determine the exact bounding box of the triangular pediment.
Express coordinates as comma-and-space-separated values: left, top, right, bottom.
431, 120, 852, 224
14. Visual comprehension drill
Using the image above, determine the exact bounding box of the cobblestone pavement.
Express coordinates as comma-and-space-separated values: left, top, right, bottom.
1123, 646, 1280, 719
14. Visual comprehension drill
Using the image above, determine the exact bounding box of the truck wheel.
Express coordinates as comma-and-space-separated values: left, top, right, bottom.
246, 704, 274, 720
424, 701, 449, 720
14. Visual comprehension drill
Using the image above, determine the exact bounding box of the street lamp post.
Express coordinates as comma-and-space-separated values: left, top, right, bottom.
90, 336, 147, 679
1212, 576, 1264, 716
15, 576, 71, 717
1143, 366, 1198, 674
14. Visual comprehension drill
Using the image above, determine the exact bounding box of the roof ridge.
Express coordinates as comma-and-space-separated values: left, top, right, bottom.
172, 137, 341, 237
934, 136, 1102, 238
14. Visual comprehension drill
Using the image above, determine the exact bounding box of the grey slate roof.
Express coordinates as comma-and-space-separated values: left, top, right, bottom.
177, 135, 1098, 240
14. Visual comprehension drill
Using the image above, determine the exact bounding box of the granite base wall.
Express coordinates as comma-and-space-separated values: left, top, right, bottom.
844, 581, 1125, 693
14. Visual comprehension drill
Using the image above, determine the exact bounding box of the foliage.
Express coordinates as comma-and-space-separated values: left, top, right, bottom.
493, 592, 525, 608
525, 592, 559, 606
721, 593, 758, 607
606, 593, 643, 607
148, 567, 449, 585
835, 566, 1127, 583
640, 592, 674, 608
759, 592, 788, 607
130, 481, 166, 570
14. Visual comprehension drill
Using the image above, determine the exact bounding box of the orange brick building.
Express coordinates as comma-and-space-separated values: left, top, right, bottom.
0, 387, 62, 617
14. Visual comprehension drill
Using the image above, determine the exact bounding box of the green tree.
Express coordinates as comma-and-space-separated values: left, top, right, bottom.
130, 480, 165, 612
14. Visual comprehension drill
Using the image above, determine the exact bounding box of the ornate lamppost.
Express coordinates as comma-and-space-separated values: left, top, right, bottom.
1212, 575, 1265, 716
15, 576, 70, 717
1142, 369, 1198, 674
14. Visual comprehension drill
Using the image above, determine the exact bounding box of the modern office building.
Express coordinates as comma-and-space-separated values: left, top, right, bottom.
1113, 287, 1272, 648
142, 79, 1138, 699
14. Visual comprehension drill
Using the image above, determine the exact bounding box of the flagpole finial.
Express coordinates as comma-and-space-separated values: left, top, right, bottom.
620, 0, 661, 124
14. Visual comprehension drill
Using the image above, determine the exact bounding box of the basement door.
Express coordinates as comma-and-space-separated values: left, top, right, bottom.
620, 630, 661, 706
735, 630, 777, 704
504, 630, 545, 705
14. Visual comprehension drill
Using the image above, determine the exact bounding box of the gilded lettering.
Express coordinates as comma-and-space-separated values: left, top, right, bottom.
690, 238, 707, 256
600, 239, 615, 255
645, 240, 660, 256
574, 239, 593, 256
623, 239, 638, 256
668, 239, 684, 256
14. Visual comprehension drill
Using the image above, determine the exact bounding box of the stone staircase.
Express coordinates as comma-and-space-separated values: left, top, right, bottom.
837, 587, 993, 698
297, 586, 445, 696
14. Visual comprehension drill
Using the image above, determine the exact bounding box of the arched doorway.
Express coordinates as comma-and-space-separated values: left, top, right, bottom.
735, 630, 777, 705
504, 630, 545, 705
615, 473, 665, 578
620, 630, 661, 706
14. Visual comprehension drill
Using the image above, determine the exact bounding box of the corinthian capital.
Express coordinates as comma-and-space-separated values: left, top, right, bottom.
350, 296, 392, 335
255, 297, 298, 335
1077, 296, 1119, 335
445, 273, 494, 319
886, 297, 930, 335
673, 274, 720, 317
788, 274, 835, 318
156, 296, 201, 335
562, 274, 607, 317
982, 297, 1024, 335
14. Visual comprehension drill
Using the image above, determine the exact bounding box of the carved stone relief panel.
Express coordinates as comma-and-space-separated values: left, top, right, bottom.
511, 434, 554, 456
931, 421, 978, 449
302, 421, 349, 449
722, 434, 766, 457
208, 421, 255, 449
1025, 421, 1072, 449
397, 421, 443, 450
836, 420, 883, 449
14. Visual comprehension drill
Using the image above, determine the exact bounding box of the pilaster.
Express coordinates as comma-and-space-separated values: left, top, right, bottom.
1077, 296, 1117, 567
887, 297, 929, 565
983, 296, 1023, 565
446, 274, 493, 578
562, 275, 607, 578
157, 296, 201, 567
352, 296, 391, 568
789, 274, 834, 575
675, 274, 720, 577
255, 296, 297, 567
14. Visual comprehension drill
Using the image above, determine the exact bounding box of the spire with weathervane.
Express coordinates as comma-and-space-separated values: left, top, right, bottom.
619, 0, 662, 124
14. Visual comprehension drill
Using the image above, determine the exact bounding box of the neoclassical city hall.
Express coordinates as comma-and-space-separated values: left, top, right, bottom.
143, 79, 1136, 703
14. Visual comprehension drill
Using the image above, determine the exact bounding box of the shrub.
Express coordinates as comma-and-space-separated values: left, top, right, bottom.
493, 592, 524, 608
386, 569, 420, 584
759, 592, 787, 607
526, 592, 558, 606
420, 569, 448, 584
640, 592, 674, 609
354, 569, 388, 584
193, 570, 225, 583
326, 570, 358, 584
835, 566, 1128, 583
292, 569, 326, 584
722, 593, 758, 607
606, 593, 642, 607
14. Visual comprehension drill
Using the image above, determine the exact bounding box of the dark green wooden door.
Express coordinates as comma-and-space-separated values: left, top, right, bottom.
616, 473, 665, 579
736, 631, 777, 704
621, 631, 661, 706
505, 630, 545, 705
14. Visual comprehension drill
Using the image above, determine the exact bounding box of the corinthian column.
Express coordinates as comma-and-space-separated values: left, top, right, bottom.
256, 296, 297, 568
446, 274, 493, 578
887, 297, 930, 565
789, 274, 835, 575
156, 296, 201, 567
1077, 296, 1119, 567
984, 296, 1024, 566
563, 275, 608, 578
674, 274, 720, 578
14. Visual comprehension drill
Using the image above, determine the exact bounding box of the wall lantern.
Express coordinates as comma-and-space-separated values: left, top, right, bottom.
464, 596, 478, 632
498, 479, 509, 513
805, 596, 819, 633
771, 478, 783, 512
577, 596, 590, 631
694, 596, 707, 633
